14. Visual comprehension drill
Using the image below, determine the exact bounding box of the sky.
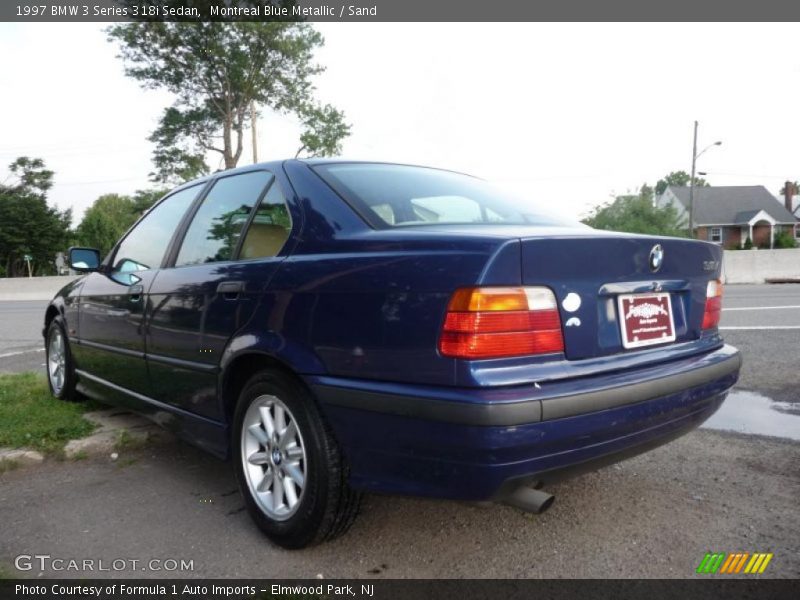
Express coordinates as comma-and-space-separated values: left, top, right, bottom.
1, 22, 799, 225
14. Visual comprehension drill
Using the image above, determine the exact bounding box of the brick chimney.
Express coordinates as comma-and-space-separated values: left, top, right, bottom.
785, 181, 795, 213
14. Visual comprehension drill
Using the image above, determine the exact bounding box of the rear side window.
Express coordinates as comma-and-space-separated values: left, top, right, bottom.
313, 163, 575, 228
175, 171, 273, 267
111, 185, 199, 278
239, 181, 292, 260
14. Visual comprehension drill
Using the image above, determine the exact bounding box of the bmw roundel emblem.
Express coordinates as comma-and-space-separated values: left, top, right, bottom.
649, 244, 664, 272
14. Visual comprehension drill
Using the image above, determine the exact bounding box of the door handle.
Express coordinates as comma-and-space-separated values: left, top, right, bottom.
129, 284, 144, 302
217, 280, 245, 300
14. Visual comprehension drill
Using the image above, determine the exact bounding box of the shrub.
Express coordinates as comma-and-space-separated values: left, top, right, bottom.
743, 236, 753, 250
774, 230, 797, 249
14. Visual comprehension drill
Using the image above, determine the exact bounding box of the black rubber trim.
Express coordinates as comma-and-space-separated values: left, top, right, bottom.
313, 385, 542, 426
314, 347, 741, 427
540, 349, 741, 420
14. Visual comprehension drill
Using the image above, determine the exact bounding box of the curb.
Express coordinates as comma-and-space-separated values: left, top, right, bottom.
64, 409, 162, 459
0, 448, 44, 471
0, 409, 163, 472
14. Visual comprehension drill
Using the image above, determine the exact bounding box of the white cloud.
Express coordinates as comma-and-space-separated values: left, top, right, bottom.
1, 22, 799, 225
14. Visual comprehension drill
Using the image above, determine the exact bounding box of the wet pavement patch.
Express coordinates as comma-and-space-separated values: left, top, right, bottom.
702, 389, 800, 441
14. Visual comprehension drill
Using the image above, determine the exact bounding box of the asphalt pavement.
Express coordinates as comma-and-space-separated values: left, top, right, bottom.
0, 300, 47, 374
0, 284, 798, 578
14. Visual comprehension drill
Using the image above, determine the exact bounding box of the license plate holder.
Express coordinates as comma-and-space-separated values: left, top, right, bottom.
617, 292, 676, 349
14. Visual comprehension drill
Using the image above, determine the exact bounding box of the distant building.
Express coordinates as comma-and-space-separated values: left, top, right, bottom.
656, 185, 799, 248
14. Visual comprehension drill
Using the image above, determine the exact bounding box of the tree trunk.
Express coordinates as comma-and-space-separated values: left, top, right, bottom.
222, 116, 235, 169
233, 123, 244, 166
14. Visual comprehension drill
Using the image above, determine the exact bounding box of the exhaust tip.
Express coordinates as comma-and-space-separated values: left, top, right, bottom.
503, 485, 555, 515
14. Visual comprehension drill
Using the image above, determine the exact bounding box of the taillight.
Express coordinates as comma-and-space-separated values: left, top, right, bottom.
438, 287, 564, 359
702, 279, 723, 330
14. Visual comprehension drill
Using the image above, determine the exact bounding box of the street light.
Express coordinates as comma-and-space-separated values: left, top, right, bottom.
688, 120, 722, 237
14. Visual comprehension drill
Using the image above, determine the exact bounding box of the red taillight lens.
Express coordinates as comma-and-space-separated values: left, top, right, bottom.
702, 279, 723, 330
439, 287, 564, 359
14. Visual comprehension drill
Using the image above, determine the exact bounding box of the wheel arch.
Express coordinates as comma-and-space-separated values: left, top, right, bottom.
220, 351, 316, 427
43, 303, 63, 336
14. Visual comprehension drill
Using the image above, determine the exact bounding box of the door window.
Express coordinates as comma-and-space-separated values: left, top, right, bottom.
175, 171, 273, 267
111, 185, 200, 283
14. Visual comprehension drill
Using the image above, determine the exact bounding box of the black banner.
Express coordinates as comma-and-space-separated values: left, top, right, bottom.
2, 579, 799, 600
5, 0, 800, 22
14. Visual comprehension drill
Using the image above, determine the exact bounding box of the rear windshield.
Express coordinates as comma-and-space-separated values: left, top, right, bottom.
312, 163, 574, 228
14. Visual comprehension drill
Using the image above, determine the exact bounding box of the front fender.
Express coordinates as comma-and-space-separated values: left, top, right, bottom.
43, 276, 85, 338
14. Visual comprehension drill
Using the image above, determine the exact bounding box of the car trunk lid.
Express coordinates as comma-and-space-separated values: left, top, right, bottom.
519, 231, 722, 360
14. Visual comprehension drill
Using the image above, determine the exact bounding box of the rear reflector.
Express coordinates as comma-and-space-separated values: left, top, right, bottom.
702, 279, 723, 330
439, 287, 564, 359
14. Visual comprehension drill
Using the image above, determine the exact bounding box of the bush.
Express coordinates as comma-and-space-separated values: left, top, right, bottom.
774, 230, 797, 249
743, 236, 753, 250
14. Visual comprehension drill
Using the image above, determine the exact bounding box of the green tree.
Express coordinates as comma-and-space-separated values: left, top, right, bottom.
0, 157, 71, 277
655, 170, 709, 196
76, 194, 139, 258
108, 20, 349, 183
295, 103, 351, 158
75, 187, 167, 258
131, 188, 167, 214
583, 184, 687, 237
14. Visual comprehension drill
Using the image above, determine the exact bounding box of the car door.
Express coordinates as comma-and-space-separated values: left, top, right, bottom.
145, 170, 295, 420
73, 184, 202, 398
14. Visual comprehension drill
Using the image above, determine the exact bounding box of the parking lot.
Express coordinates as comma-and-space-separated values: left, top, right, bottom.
1, 284, 798, 578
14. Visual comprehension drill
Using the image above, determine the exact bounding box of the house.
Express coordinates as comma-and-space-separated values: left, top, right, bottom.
656, 185, 799, 248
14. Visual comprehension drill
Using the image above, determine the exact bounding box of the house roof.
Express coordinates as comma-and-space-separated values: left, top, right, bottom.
666, 185, 798, 225
731, 209, 762, 224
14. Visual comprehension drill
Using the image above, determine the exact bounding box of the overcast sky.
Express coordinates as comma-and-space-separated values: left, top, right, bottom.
1, 22, 799, 224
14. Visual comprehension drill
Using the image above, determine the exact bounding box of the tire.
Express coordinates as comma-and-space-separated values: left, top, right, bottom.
45, 317, 79, 402
232, 369, 361, 549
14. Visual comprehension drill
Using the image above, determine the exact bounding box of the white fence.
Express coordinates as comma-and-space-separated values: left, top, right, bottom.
723, 248, 800, 284
0, 275, 80, 301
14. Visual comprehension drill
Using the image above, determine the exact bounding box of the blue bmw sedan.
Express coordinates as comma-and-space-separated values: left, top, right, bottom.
44, 160, 741, 548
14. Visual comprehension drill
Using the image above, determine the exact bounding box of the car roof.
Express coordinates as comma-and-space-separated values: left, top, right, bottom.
174, 158, 478, 193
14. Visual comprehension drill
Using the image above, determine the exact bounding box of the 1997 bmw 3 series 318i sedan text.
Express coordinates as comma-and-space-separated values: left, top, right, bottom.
44, 160, 741, 548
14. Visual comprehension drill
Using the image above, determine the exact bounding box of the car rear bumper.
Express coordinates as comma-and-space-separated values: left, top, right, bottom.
309, 344, 741, 501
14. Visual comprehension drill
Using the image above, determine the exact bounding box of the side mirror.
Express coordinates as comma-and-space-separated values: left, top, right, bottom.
68, 247, 101, 272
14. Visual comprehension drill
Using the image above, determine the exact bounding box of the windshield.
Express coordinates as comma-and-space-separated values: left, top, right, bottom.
312, 163, 576, 228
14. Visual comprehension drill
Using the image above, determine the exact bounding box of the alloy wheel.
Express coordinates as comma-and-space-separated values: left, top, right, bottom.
240, 394, 307, 520
48, 328, 66, 395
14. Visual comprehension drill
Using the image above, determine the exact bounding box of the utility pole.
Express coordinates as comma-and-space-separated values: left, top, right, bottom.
688, 122, 722, 239
250, 101, 258, 164
689, 120, 698, 238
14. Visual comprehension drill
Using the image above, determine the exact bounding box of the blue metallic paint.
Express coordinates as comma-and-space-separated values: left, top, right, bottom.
44, 159, 741, 501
